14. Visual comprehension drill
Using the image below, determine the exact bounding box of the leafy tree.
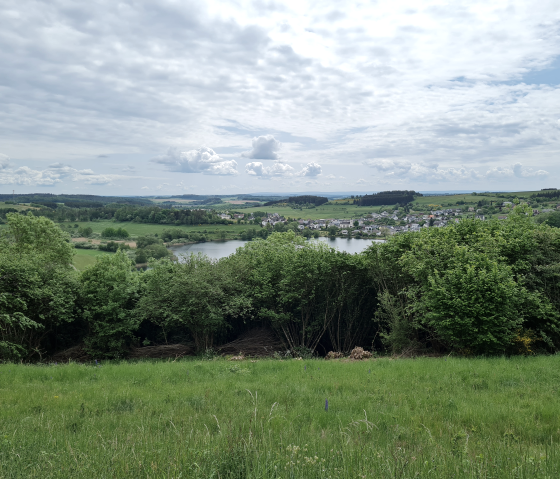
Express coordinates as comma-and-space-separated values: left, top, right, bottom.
80, 251, 141, 358
3, 212, 74, 265
137, 255, 252, 351
0, 213, 78, 360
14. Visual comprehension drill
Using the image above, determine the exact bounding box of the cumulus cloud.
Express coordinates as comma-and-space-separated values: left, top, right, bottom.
241, 135, 281, 160
245, 160, 294, 178
356, 179, 367, 185
298, 162, 322, 177
0, 166, 62, 186
245, 160, 323, 179
152, 147, 238, 176
513, 163, 549, 179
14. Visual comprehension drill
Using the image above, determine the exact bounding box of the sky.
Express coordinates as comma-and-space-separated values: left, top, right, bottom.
1, 0, 559, 196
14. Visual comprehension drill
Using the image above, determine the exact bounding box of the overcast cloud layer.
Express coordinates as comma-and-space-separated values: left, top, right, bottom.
1, 0, 559, 194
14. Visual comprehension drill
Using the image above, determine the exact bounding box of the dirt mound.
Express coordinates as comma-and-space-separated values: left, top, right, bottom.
218, 328, 283, 357
349, 347, 373, 360
51, 343, 195, 362
51, 344, 90, 362
128, 343, 195, 359
325, 351, 343, 360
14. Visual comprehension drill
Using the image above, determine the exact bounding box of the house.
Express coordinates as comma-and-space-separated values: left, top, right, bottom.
341, 230, 348, 235
233, 214, 244, 219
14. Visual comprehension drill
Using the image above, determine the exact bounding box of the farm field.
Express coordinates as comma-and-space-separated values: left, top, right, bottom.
1, 356, 559, 478
72, 248, 114, 270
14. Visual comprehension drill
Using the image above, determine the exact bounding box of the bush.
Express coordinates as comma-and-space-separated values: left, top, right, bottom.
101, 227, 129, 239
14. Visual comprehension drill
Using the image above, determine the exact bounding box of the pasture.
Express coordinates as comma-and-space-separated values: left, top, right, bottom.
1, 356, 559, 478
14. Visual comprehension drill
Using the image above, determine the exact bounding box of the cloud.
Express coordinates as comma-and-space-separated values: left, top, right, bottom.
0, 166, 62, 186
364, 158, 549, 183
0, 162, 146, 186
324, 174, 336, 179
152, 147, 238, 176
241, 135, 281, 160
356, 179, 367, 185
513, 163, 549, 179
245, 160, 323, 179
298, 162, 322, 177
363, 159, 412, 177
2, 1, 560, 193
0, 154, 10, 170
245, 160, 294, 178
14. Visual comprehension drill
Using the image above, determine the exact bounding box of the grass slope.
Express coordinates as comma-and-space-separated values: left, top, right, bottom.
1, 356, 559, 478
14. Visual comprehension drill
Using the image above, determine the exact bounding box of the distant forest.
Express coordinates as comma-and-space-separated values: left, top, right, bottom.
264, 195, 328, 206
357, 190, 421, 206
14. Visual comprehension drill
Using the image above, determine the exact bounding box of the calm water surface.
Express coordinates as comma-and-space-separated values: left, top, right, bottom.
170, 237, 384, 261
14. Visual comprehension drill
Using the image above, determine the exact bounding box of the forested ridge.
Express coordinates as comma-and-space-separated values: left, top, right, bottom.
1, 205, 560, 362
0, 203, 226, 225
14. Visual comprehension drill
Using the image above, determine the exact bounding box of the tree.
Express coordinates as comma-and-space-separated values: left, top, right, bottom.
0, 213, 78, 360
3, 212, 74, 265
80, 251, 141, 358
137, 255, 252, 351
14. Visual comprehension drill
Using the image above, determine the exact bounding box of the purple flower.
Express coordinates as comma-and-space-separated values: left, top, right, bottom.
325, 399, 329, 412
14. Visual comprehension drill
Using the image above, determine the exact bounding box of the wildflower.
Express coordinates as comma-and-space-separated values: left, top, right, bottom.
54, 396, 59, 399
325, 399, 328, 412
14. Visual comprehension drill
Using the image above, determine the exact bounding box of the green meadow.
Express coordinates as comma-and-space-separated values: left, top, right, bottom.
1, 356, 559, 478
72, 249, 115, 271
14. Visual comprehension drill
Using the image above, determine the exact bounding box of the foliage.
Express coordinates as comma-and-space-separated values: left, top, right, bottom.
136, 255, 252, 351
80, 251, 141, 359
3, 212, 74, 265
100, 227, 130, 238
0, 213, 78, 360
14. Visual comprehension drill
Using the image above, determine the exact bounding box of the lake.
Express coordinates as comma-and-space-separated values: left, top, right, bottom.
170, 237, 384, 261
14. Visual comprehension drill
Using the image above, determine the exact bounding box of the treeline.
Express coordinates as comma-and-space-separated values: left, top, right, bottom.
357, 190, 420, 206
3, 204, 227, 226
534, 190, 560, 200
1, 207, 560, 362
0, 193, 150, 206
264, 195, 328, 206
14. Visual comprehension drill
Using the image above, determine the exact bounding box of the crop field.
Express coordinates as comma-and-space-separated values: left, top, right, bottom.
1, 356, 559, 478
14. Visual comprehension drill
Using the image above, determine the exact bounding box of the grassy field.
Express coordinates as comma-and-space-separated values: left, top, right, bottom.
72, 248, 114, 270
1, 356, 559, 478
